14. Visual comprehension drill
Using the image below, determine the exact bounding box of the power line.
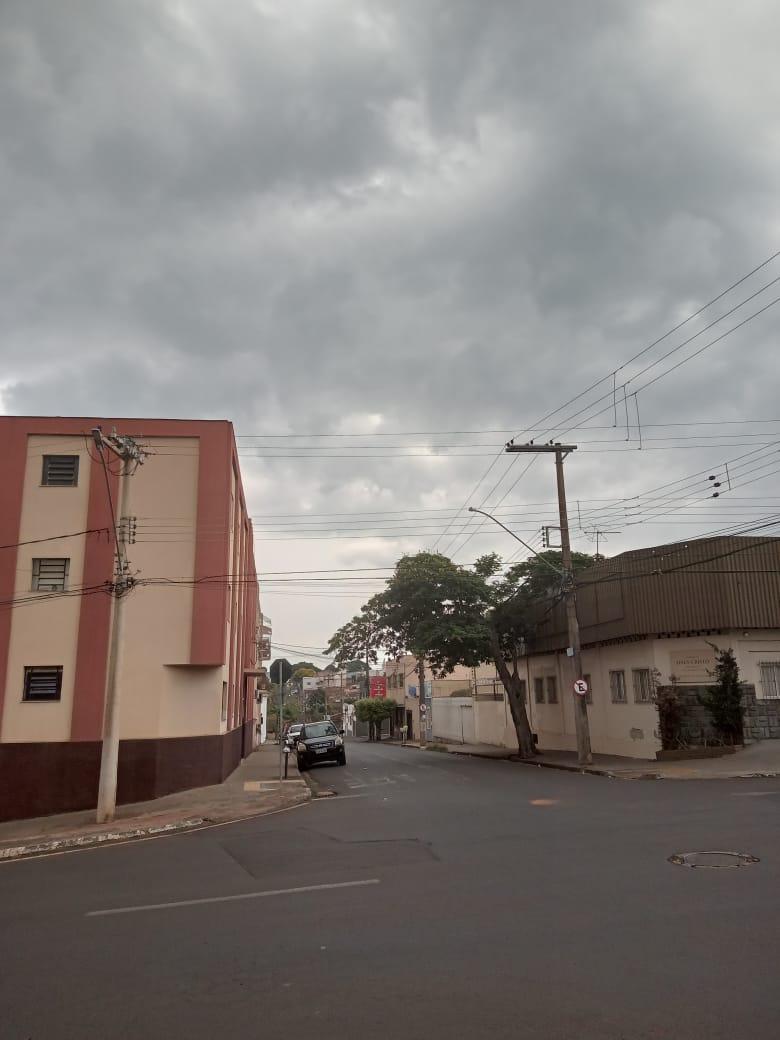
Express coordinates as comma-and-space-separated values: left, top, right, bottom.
0, 528, 110, 552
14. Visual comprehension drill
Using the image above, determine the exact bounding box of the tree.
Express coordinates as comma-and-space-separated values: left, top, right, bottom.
505, 550, 595, 600
376, 553, 490, 746
290, 662, 321, 676
326, 595, 384, 697
269, 658, 294, 686
355, 697, 395, 741
699, 646, 744, 744
472, 550, 595, 758
306, 689, 326, 719
292, 666, 318, 680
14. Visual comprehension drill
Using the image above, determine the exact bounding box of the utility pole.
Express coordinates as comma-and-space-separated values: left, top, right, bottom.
278, 675, 284, 782
93, 427, 146, 823
504, 441, 592, 765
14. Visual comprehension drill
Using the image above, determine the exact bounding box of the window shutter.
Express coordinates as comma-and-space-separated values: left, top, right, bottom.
23, 666, 63, 701
42, 455, 80, 486
32, 558, 69, 592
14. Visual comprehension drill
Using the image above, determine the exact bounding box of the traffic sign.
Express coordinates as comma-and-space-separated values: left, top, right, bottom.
573, 678, 589, 697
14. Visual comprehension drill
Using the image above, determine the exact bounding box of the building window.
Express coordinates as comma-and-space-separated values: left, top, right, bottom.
534, 677, 545, 703
583, 673, 593, 705
31, 558, 69, 592
759, 663, 780, 700
23, 666, 63, 702
42, 455, 79, 487
518, 678, 527, 703
221, 681, 228, 721
632, 668, 653, 704
546, 676, 558, 703
610, 670, 627, 703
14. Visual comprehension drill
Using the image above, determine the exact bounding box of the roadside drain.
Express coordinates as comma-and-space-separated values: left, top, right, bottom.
668, 851, 760, 869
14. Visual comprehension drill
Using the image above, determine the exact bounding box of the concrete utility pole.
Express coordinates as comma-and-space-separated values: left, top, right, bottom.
93, 427, 146, 823
504, 442, 592, 765
278, 676, 285, 782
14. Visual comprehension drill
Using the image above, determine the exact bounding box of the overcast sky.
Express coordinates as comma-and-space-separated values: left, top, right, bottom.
2, 1, 779, 663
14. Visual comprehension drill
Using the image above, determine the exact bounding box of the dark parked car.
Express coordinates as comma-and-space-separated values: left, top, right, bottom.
296, 720, 346, 770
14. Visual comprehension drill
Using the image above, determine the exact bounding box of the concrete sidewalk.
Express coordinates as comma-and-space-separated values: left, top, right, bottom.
388, 735, 780, 779
515, 741, 780, 780
0, 742, 309, 861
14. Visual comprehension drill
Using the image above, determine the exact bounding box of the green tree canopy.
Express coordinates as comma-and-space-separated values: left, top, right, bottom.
355, 696, 395, 741
325, 595, 384, 694
292, 666, 318, 680
269, 658, 294, 685
290, 662, 321, 676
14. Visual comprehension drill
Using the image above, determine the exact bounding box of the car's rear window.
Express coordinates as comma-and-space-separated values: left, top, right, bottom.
303, 723, 337, 738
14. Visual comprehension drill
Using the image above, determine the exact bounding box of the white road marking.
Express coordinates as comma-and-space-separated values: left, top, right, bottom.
87, 878, 381, 917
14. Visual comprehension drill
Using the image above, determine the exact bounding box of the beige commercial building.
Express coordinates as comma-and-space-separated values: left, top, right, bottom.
0, 416, 264, 822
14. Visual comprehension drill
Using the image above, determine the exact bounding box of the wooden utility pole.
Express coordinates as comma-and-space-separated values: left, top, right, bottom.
505, 442, 592, 765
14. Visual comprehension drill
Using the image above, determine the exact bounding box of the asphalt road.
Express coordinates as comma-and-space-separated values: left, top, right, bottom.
3, 739, 780, 1040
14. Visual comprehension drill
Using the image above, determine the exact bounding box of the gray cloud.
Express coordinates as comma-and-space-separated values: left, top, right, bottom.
2, 0, 779, 650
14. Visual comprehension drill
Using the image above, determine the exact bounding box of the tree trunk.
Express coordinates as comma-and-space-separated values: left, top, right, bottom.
490, 629, 536, 759
417, 657, 427, 746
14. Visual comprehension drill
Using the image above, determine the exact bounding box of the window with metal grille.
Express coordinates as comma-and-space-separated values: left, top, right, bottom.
583, 673, 593, 704
23, 666, 63, 702
534, 677, 545, 703
759, 662, 780, 700
632, 668, 653, 703
610, 670, 627, 703
41, 455, 79, 487
546, 676, 558, 703
31, 558, 69, 592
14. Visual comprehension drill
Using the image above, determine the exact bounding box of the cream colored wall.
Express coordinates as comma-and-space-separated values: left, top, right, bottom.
733, 631, 780, 695
158, 666, 223, 737
2, 436, 90, 742
117, 437, 203, 739
528, 643, 663, 758
474, 698, 519, 751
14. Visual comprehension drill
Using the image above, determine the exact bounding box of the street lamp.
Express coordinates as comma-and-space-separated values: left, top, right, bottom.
467, 507, 563, 576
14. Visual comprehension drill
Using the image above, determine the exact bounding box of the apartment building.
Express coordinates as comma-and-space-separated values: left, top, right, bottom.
0, 416, 261, 821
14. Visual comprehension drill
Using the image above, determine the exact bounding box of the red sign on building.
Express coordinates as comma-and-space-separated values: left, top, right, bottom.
369, 676, 387, 699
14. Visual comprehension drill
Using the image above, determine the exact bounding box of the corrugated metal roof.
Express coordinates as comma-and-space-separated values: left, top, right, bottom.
528, 535, 780, 652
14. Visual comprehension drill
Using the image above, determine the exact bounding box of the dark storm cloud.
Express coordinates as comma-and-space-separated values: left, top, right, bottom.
1, 0, 778, 646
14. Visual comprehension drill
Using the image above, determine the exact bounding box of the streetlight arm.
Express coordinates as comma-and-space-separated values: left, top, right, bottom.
467, 507, 563, 576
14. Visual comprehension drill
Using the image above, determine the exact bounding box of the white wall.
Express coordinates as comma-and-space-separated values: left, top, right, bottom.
474, 698, 519, 751
431, 698, 475, 744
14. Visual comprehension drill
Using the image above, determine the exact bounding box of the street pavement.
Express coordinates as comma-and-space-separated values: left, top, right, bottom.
2, 738, 780, 1039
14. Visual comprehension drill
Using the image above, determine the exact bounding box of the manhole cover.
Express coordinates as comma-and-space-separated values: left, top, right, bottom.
668, 851, 759, 869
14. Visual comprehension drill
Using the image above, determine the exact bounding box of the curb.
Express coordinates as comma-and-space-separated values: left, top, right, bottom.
0, 816, 209, 862
509, 757, 780, 781
0, 789, 312, 863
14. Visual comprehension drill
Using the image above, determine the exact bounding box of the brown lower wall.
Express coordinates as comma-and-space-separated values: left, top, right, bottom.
0, 726, 249, 823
